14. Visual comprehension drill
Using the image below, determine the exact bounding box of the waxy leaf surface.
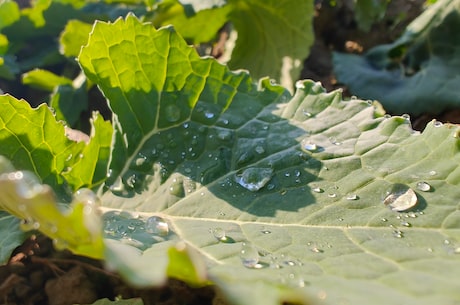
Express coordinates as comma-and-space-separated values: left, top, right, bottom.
78, 15, 460, 305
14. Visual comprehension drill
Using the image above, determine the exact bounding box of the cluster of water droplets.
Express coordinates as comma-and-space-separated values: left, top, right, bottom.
103, 211, 172, 250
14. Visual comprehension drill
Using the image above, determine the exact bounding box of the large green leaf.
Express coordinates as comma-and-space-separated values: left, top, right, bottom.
78, 15, 460, 305
333, 0, 460, 115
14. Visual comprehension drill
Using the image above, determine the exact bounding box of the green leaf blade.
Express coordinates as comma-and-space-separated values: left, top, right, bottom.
79, 14, 460, 305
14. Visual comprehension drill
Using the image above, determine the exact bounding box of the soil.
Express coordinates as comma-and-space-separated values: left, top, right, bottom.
1, 1, 454, 305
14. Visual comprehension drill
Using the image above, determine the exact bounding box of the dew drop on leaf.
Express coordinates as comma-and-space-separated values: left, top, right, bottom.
312, 186, 324, 193
234, 167, 273, 192
254, 145, 265, 154
165, 104, 181, 122
300, 138, 317, 152
212, 227, 229, 242
392, 230, 404, 238
416, 181, 431, 192
400, 221, 411, 227
346, 193, 358, 200
310, 247, 324, 253
240, 242, 259, 268
169, 178, 184, 197
145, 216, 169, 236
383, 184, 418, 212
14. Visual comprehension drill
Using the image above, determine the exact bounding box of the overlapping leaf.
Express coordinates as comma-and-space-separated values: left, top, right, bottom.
78, 15, 460, 305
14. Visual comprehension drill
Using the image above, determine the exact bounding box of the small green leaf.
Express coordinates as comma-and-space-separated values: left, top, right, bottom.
22, 69, 73, 91
59, 19, 93, 57
0, 0, 20, 30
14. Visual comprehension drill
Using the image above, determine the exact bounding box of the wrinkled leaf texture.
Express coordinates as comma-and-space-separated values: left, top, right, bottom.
333, 0, 460, 115
76, 14, 460, 305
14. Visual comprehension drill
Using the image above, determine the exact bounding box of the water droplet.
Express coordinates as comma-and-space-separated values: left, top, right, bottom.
254, 146, 265, 154
310, 247, 324, 253
328, 193, 337, 198
301, 138, 318, 152
329, 137, 342, 145
383, 184, 418, 212
145, 216, 169, 236
416, 181, 431, 192
433, 120, 443, 127
65, 154, 73, 162
400, 221, 411, 227
165, 104, 181, 122
240, 242, 260, 268
261, 229, 271, 234
402, 113, 410, 120
125, 174, 138, 189
346, 193, 358, 200
381, 218, 388, 222
429, 170, 437, 176
169, 179, 184, 197
312, 186, 324, 193
392, 230, 404, 238
235, 167, 273, 192
212, 227, 228, 241
217, 130, 232, 140
302, 110, 312, 117
204, 111, 215, 119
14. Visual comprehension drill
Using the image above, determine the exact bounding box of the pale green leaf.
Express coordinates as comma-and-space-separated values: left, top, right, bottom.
79, 15, 460, 305
59, 19, 93, 58
22, 69, 73, 91
0, 156, 104, 259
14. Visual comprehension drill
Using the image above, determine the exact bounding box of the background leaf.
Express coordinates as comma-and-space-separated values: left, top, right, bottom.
333, 0, 460, 115
227, 0, 314, 90
79, 15, 460, 305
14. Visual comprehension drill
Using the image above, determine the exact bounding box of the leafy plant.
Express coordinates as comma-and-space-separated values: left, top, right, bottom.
1, 13, 460, 305
333, 0, 460, 115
